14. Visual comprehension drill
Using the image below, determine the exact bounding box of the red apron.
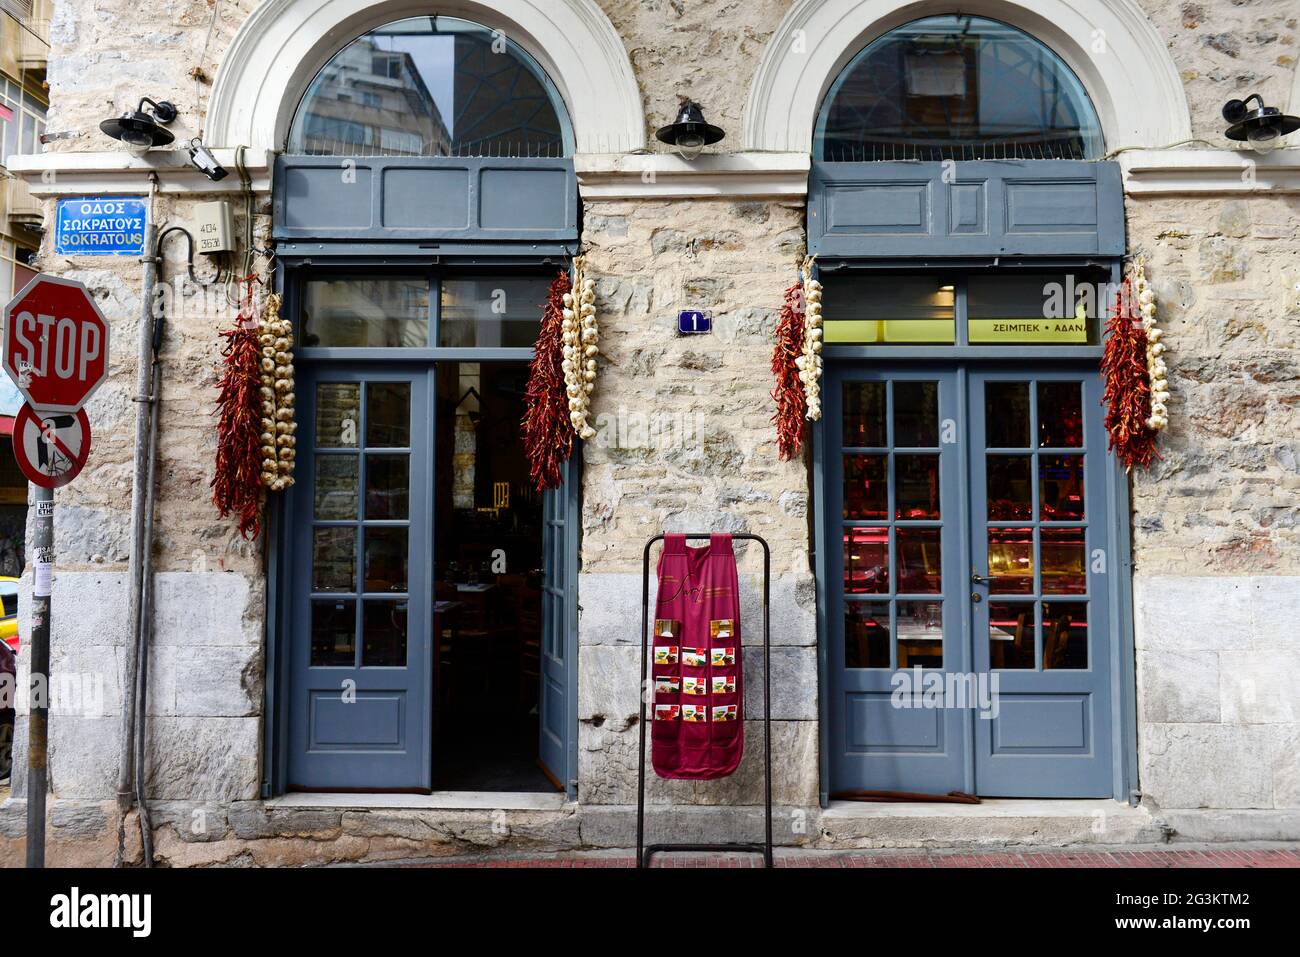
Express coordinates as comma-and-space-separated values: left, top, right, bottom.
650, 533, 743, 779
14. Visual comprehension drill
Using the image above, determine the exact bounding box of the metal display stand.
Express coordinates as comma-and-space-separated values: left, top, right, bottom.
636, 533, 773, 868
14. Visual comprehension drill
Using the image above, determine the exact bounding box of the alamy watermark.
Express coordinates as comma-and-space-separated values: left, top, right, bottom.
891, 666, 1001, 720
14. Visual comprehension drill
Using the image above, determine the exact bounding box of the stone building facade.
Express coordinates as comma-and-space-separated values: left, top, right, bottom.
0, 0, 1297, 866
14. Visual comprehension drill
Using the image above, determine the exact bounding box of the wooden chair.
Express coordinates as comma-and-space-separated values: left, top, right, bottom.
1044, 612, 1073, 669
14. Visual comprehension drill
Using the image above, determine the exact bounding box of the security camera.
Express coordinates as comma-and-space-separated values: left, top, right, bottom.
187, 138, 229, 181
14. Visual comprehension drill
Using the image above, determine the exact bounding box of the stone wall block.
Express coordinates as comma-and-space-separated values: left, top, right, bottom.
144, 717, 261, 802
1140, 723, 1273, 809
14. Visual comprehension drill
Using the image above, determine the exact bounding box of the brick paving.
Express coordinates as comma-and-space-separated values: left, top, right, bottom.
409, 844, 1300, 868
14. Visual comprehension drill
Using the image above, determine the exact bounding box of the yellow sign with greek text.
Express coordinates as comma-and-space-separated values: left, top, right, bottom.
968, 318, 1088, 343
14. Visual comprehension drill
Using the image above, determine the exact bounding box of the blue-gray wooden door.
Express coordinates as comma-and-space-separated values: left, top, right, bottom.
967, 367, 1112, 796
538, 453, 578, 793
826, 366, 967, 793
288, 366, 433, 791
826, 363, 1113, 797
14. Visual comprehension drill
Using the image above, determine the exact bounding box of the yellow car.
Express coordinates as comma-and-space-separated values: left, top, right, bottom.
0, 576, 13, 782
0, 576, 16, 651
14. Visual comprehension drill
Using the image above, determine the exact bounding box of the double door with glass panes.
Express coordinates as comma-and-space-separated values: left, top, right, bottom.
826, 364, 1113, 797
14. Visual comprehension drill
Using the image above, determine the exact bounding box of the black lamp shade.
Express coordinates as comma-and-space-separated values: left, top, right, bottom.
100, 99, 178, 150
1222, 96, 1300, 142
656, 100, 725, 150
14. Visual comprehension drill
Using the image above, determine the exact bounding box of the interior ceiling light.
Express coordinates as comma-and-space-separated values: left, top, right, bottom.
100, 97, 178, 154
656, 100, 725, 161
1222, 94, 1299, 154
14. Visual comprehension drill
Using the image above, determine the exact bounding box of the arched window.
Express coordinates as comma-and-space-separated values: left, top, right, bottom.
816, 15, 1103, 162
287, 16, 572, 158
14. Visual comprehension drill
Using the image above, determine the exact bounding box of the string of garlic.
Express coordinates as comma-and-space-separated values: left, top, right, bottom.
257, 292, 297, 491
561, 255, 598, 439
796, 256, 824, 420
1133, 260, 1170, 431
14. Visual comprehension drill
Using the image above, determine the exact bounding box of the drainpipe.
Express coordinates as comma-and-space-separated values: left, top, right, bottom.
116, 175, 160, 825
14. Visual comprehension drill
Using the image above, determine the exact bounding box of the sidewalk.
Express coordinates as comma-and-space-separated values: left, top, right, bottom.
405, 844, 1300, 868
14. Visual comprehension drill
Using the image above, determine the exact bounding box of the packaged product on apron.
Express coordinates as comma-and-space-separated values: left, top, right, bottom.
650, 533, 743, 779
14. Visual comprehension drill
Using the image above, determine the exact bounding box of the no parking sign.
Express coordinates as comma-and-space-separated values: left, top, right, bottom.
11, 404, 92, 489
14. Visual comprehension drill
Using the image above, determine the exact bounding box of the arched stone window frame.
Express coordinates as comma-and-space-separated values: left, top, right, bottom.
206, 0, 645, 157
745, 0, 1192, 156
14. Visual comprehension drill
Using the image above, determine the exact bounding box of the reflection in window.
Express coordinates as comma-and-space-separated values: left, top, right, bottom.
365, 454, 410, 520
1040, 455, 1085, 520
845, 602, 890, 668
439, 277, 549, 347
316, 384, 360, 447
311, 600, 356, 666
894, 381, 940, 447
987, 455, 1032, 520
823, 277, 955, 344
844, 527, 889, 594
816, 15, 1103, 161
314, 455, 359, 520
362, 600, 408, 667
896, 454, 940, 518
844, 455, 887, 520
985, 381, 1030, 448
897, 528, 941, 593
990, 602, 1034, 669
968, 274, 1100, 345
313, 527, 357, 592
1038, 382, 1084, 447
1041, 528, 1087, 594
988, 528, 1033, 594
364, 527, 409, 593
842, 381, 887, 447
366, 383, 411, 447
302, 277, 429, 348
288, 17, 568, 158
896, 601, 943, 668
1044, 601, 1087, 669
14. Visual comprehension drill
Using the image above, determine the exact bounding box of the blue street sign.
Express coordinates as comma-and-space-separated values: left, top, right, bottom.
678, 309, 712, 334
54, 196, 147, 256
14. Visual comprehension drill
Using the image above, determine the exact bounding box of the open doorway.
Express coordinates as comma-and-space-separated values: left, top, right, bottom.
286, 274, 576, 796
430, 360, 557, 792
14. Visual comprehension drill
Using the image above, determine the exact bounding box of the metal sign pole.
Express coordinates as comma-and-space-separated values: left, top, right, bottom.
25, 485, 53, 868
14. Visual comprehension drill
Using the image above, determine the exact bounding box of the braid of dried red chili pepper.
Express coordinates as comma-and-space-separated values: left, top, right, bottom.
522, 272, 575, 491
771, 279, 808, 461
1101, 278, 1158, 471
212, 279, 267, 539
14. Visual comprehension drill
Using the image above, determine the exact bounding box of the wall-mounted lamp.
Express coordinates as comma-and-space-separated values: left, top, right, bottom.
100, 97, 178, 154
1222, 94, 1299, 154
656, 100, 725, 161
187, 138, 229, 181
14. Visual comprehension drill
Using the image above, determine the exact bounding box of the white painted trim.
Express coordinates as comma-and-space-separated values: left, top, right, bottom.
744, 0, 1192, 155
205, 0, 645, 156
13, 147, 1300, 200
1120, 148, 1300, 195
7, 148, 273, 196
268, 791, 568, 811
575, 152, 810, 200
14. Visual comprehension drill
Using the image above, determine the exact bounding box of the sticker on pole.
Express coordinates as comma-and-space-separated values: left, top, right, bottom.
12, 403, 92, 489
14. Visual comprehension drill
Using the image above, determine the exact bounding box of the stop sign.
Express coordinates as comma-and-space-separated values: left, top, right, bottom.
3, 274, 111, 413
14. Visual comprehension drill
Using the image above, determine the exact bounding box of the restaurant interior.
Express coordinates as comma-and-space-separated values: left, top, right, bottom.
428, 360, 556, 791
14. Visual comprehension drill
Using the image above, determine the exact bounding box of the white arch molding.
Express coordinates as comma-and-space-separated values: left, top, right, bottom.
744, 0, 1193, 154
205, 0, 646, 156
